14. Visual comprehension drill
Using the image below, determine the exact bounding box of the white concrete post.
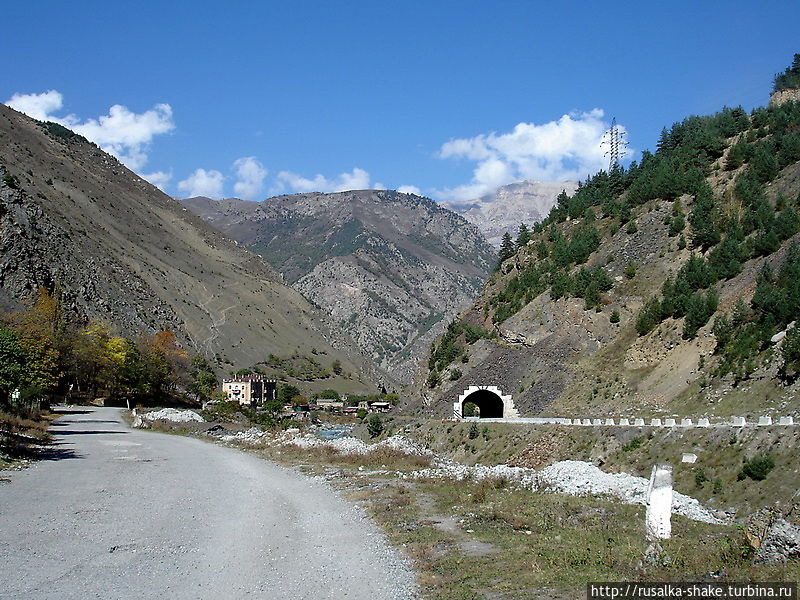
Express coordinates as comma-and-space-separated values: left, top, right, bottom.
697, 418, 710, 427
758, 416, 772, 426
605, 418, 616, 426
633, 418, 645, 426
664, 418, 676, 427
646, 464, 673, 540
650, 418, 662, 427
619, 418, 630, 426
680, 418, 693, 427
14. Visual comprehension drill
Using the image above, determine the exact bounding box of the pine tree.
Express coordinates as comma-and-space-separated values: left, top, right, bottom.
689, 185, 721, 251
773, 53, 800, 92
778, 132, 800, 169
724, 138, 747, 171
515, 223, 531, 248
496, 233, 515, 270
750, 145, 779, 183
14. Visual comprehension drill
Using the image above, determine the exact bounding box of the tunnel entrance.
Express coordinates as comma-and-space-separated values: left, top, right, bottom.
461, 389, 504, 419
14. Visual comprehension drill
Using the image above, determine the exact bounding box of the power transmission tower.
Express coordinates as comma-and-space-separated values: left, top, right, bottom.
603, 117, 627, 172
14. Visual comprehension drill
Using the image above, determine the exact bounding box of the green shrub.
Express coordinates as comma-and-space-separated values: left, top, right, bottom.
367, 414, 384, 438
426, 371, 440, 388
694, 469, 708, 486
622, 436, 643, 452
468, 423, 479, 439
635, 297, 662, 336
2, 174, 20, 189
738, 454, 775, 481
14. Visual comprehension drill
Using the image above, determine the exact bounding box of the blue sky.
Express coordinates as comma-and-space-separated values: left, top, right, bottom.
3, 1, 798, 201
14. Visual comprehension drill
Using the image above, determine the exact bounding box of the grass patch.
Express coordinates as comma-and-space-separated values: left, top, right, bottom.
0, 410, 54, 468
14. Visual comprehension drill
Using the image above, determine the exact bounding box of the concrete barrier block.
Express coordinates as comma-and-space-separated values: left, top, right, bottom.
681, 453, 697, 464
592, 418, 603, 426
680, 418, 693, 427
778, 416, 794, 425
697, 418, 710, 427
633, 418, 645, 426
664, 418, 676, 427
730, 416, 746, 426
618, 418, 630, 426
758, 416, 772, 426
605, 418, 616, 426
582, 418, 592, 426
650, 418, 662, 427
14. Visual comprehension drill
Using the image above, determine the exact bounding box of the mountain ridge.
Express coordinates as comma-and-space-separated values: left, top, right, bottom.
0, 104, 381, 393
442, 179, 580, 246
181, 190, 496, 383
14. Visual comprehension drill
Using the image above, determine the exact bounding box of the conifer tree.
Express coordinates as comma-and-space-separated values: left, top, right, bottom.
496, 232, 515, 270
515, 223, 531, 249
773, 53, 800, 92
689, 185, 721, 251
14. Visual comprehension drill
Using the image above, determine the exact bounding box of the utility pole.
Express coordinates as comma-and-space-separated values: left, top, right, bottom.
603, 117, 628, 172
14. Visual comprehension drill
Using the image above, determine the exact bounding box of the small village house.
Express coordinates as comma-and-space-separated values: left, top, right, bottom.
222, 376, 277, 407
314, 398, 345, 411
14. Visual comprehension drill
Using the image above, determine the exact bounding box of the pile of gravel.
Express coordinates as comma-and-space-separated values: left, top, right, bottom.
411, 460, 539, 488
141, 408, 205, 423
413, 458, 721, 524
220, 427, 267, 443
279, 433, 432, 457
538, 460, 722, 523
216, 428, 721, 525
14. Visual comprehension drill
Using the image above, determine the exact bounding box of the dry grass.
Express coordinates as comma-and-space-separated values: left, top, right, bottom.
0, 410, 54, 467
260, 443, 432, 471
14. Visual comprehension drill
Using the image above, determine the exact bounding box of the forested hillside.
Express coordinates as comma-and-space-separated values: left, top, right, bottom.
415, 56, 800, 418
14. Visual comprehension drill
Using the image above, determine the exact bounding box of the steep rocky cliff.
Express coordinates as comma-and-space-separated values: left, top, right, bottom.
0, 104, 380, 392
181, 191, 496, 383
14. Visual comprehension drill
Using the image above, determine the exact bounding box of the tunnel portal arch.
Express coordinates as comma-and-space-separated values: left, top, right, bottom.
454, 386, 518, 419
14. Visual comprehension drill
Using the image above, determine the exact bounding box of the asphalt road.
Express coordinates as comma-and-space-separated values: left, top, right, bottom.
0, 407, 418, 599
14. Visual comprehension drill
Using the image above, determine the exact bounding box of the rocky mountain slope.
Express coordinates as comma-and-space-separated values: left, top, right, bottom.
182, 191, 496, 384
0, 104, 379, 393
413, 78, 800, 420
442, 180, 578, 246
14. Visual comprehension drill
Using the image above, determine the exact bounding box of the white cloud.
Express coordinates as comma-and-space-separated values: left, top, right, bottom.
5, 90, 174, 172
232, 156, 267, 200
397, 185, 422, 196
275, 167, 371, 193
71, 104, 174, 171
177, 168, 225, 199
435, 109, 632, 201
142, 170, 172, 191
6, 90, 65, 121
